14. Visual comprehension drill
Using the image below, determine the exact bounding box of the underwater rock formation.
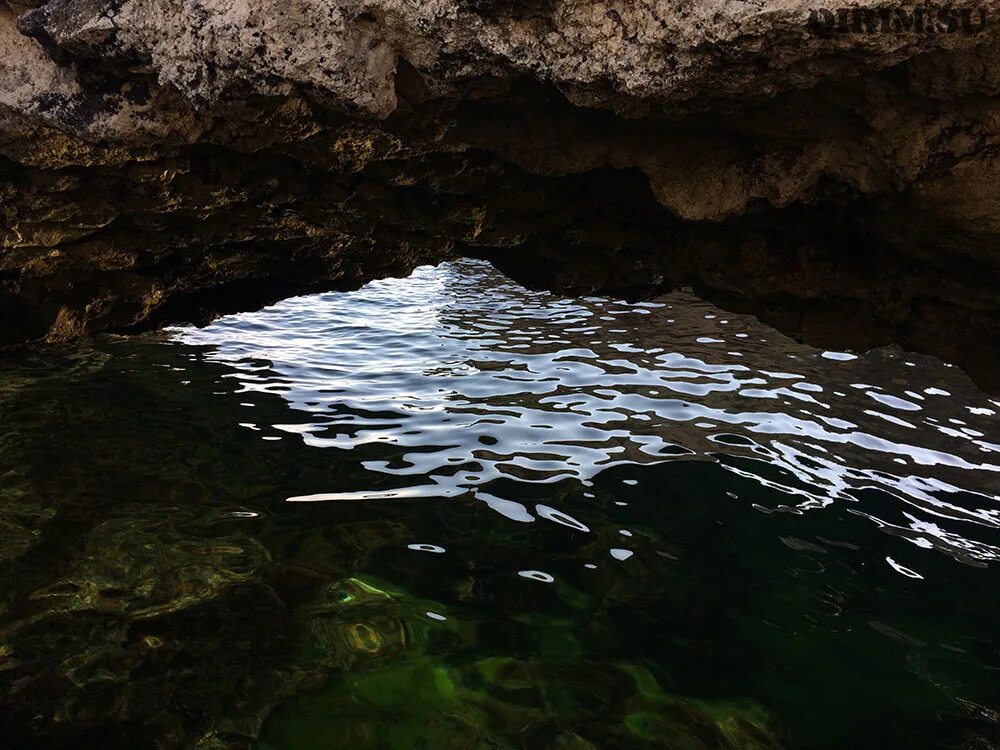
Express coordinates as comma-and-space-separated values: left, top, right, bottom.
2, 0, 1000, 389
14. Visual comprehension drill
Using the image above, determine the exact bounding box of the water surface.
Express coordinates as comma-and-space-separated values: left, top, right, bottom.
1, 260, 998, 749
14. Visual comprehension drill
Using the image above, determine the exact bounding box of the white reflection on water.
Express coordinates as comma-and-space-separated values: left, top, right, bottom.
172, 260, 1000, 565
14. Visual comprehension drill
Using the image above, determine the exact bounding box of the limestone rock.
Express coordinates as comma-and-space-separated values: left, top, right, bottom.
2, 0, 1000, 388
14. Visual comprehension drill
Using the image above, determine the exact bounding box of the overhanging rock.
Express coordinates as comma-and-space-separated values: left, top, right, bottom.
2, 0, 999, 389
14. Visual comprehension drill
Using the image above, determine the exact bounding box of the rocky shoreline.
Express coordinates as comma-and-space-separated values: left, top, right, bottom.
2, 0, 1000, 389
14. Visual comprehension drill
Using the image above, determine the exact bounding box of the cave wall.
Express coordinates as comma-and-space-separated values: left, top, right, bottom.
2, 0, 1000, 389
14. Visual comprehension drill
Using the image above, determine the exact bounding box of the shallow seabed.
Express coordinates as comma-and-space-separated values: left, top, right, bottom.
1, 260, 998, 749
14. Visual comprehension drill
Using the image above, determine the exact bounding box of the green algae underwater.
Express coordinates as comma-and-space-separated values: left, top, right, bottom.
1, 261, 999, 749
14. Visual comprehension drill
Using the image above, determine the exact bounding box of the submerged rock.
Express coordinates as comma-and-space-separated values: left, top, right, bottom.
1, 0, 999, 391
260, 652, 784, 749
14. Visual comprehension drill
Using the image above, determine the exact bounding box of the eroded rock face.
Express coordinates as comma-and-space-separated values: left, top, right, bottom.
2, 0, 1000, 389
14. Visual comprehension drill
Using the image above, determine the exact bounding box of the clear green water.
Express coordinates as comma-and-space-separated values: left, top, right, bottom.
0, 260, 998, 749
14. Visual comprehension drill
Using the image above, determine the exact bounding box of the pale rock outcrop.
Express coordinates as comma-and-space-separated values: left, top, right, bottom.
2, 0, 1000, 388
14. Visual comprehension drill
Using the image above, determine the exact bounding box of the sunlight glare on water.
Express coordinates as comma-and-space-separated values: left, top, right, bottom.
174, 260, 1000, 569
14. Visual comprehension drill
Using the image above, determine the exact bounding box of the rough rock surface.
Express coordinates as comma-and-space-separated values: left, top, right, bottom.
2, 0, 1000, 389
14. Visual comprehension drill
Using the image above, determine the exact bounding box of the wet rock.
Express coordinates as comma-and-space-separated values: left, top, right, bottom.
0, 0, 999, 391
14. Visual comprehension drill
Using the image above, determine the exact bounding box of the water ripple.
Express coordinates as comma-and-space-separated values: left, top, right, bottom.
172, 260, 1000, 565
